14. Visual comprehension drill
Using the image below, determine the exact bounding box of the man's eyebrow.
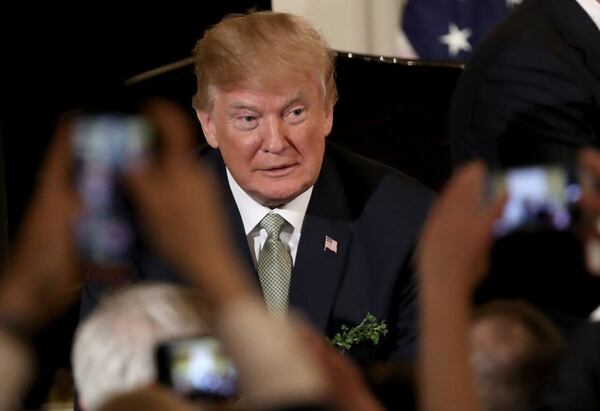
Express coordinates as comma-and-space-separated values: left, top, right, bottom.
281, 93, 310, 111
226, 92, 310, 113
228, 103, 261, 112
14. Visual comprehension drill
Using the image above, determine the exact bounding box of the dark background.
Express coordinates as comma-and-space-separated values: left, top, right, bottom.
0, 1, 270, 241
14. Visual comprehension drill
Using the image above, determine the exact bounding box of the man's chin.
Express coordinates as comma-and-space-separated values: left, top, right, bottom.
251, 187, 306, 209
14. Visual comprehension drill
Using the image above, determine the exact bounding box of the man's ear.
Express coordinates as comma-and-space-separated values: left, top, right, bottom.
196, 109, 219, 148
323, 104, 334, 138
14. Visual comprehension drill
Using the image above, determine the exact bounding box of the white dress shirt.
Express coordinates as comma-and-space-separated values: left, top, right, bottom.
226, 169, 313, 266
575, 0, 600, 31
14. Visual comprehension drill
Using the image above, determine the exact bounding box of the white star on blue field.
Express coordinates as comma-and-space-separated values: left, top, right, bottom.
402, 0, 522, 61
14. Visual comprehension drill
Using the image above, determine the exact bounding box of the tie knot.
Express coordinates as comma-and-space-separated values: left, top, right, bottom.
260, 213, 287, 238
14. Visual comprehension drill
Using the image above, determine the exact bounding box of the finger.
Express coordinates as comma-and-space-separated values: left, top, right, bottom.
483, 183, 507, 217
477, 189, 506, 246
38, 116, 75, 191
141, 99, 196, 166
580, 149, 600, 177
123, 166, 157, 213
438, 161, 486, 213
579, 195, 600, 215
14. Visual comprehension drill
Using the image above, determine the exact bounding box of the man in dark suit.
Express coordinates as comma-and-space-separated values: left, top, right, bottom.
450, 0, 600, 168
448, 0, 600, 335
82, 11, 433, 363
199, 142, 432, 362
190, 11, 433, 362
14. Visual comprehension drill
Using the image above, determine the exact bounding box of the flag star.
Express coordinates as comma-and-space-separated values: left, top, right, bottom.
506, 0, 522, 6
439, 23, 472, 57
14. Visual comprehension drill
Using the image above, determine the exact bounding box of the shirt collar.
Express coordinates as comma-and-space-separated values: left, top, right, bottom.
226, 168, 313, 235
575, 0, 600, 31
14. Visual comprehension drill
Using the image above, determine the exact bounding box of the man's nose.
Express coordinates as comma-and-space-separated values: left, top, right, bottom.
262, 117, 288, 153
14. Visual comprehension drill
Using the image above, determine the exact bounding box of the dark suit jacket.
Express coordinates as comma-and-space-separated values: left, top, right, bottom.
450, 0, 600, 167
204, 142, 433, 362
81, 142, 433, 363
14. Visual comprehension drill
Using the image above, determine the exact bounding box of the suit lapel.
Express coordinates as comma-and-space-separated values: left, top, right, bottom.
289, 151, 353, 333
202, 145, 354, 329
201, 148, 260, 287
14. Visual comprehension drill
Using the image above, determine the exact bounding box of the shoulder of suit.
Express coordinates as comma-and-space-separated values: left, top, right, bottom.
324, 142, 435, 203
462, 0, 560, 70
468, 0, 589, 69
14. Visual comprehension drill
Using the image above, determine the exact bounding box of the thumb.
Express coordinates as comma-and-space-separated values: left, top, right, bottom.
141, 99, 197, 167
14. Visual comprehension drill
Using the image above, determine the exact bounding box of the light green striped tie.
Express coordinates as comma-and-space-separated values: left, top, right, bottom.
257, 213, 292, 317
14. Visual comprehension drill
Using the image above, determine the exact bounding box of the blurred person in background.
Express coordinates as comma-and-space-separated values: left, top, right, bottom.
470, 300, 563, 411
72, 284, 208, 411
450, 0, 600, 167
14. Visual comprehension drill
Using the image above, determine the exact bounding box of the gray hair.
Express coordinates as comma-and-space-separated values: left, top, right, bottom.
73, 283, 208, 411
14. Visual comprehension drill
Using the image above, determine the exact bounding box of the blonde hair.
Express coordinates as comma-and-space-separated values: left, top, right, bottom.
192, 11, 338, 112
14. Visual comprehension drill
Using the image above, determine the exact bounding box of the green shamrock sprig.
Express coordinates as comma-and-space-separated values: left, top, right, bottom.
330, 313, 388, 352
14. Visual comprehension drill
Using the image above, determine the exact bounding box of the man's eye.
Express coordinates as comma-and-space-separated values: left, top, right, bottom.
234, 115, 258, 130
286, 107, 307, 123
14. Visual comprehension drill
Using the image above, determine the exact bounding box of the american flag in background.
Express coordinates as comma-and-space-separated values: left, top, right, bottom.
401, 0, 523, 62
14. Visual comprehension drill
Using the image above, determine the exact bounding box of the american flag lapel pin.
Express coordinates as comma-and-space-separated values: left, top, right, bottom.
324, 235, 338, 254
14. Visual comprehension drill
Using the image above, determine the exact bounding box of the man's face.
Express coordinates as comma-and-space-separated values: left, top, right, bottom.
197, 78, 333, 207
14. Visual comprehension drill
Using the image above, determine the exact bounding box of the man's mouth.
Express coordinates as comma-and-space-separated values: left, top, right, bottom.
260, 163, 298, 176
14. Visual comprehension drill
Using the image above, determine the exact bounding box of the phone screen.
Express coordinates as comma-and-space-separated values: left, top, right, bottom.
156, 336, 237, 400
72, 115, 154, 265
486, 165, 581, 237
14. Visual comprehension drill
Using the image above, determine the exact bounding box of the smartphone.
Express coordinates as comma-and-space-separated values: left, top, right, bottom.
485, 165, 581, 237
155, 335, 237, 400
72, 114, 155, 265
